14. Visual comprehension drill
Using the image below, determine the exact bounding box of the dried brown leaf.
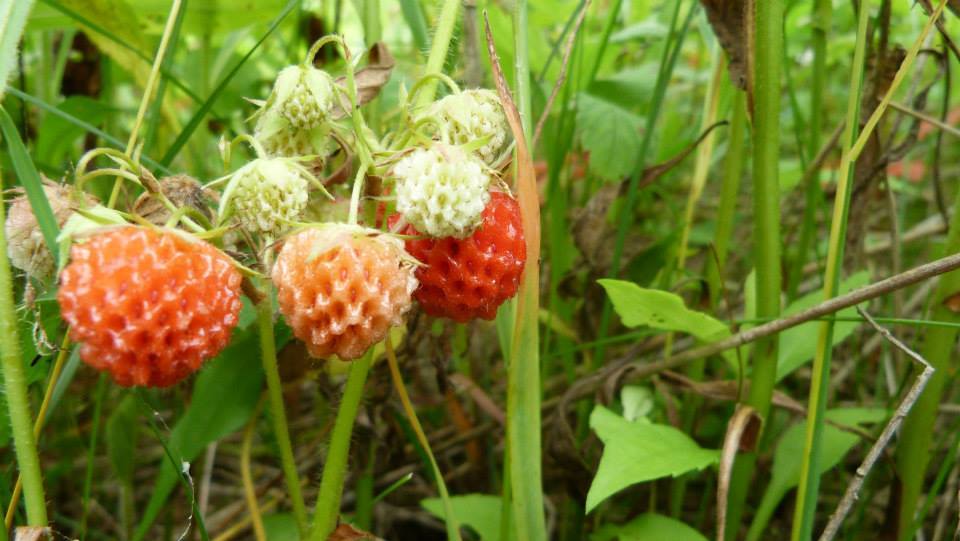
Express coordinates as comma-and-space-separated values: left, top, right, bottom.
700, 0, 754, 105
328, 523, 381, 541
332, 42, 395, 118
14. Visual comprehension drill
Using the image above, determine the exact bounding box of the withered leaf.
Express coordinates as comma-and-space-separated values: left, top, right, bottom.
328, 523, 382, 541
700, 0, 753, 105
13, 527, 51, 541
943, 291, 960, 313
333, 42, 395, 119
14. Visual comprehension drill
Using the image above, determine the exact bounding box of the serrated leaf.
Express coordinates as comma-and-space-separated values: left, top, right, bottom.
592, 513, 708, 541
577, 94, 643, 181
422, 494, 503, 541
587, 406, 719, 512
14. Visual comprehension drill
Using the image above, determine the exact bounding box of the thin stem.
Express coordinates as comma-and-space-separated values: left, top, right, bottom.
414, 0, 460, 108
256, 289, 308, 536
706, 90, 747, 307
241, 400, 267, 541
791, 4, 871, 539
309, 351, 374, 541
0, 182, 48, 527
789, 0, 831, 299
108, 0, 183, 208
385, 338, 462, 541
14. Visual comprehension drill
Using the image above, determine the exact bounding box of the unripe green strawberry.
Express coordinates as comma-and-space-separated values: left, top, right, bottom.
393, 144, 491, 239
421, 89, 511, 166
5, 182, 95, 280
221, 158, 310, 236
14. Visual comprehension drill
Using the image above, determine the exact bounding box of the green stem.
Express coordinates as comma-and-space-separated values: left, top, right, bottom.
790, 4, 870, 540
309, 351, 374, 540
0, 176, 48, 527
787, 0, 831, 300
727, 0, 784, 536
504, 0, 547, 539
257, 292, 308, 537
414, 0, 460, 108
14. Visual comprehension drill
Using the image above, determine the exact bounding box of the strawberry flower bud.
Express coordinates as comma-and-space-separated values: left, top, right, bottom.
222, 158, 311, 236
393, 144, 491, 239
421, 89, 511, 166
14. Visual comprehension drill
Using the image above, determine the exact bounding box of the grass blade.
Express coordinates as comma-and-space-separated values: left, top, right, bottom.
0, 106, 59, 265
790, 4, 870, 540
0, 0, 36, 99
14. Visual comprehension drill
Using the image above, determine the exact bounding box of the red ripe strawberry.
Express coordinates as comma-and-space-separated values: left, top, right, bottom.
396, 191, 526, 322
271, 225, 417, 360
57, 227, 242, 387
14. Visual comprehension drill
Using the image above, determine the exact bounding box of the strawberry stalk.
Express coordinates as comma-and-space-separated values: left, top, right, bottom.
0, 174, 48, 528
256, 281, 309, 536
310, 351, 374, 540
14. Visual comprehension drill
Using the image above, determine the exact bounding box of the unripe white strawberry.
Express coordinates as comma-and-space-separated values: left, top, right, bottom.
421, 89, 510, 166
221, 158, 310, 236
393, 144, 491, 239
268, 65, 337, 130
5, 182, 94, 280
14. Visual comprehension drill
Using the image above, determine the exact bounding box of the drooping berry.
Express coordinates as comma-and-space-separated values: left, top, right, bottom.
420, 89, 510, 166
397, 191, 525, 322
222, 158, 310, 236
57, 227, 242, 387
267, 65, 337, 130
5, 181, 95, 280
271, 225, 417, 360
393, 144, 491, 239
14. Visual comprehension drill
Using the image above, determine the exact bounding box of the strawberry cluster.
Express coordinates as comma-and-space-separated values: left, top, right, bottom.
5, 32, 526, 389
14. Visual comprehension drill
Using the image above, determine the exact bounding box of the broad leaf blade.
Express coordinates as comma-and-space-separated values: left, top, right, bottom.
587, 406, 719, 512
592, 513, 708, 541
422, 494, 503, 541
0, 0, 36, 99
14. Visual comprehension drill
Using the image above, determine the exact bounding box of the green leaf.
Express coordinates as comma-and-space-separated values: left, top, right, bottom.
35, 96, 111, 167
577, 93, 643, 181
132, 322, 289, 541
263, 512, 300, 541
598, 279, 730, 343
592, 513, 708, 541
587, 406, 719, 512
747, 408, 887, 540
776, 271, 870, 380
422, 494, 503, 541
105, 394, 138, 485
0, 107, 60, 265
0, 0, 36, 99
398, 0, 429, 54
